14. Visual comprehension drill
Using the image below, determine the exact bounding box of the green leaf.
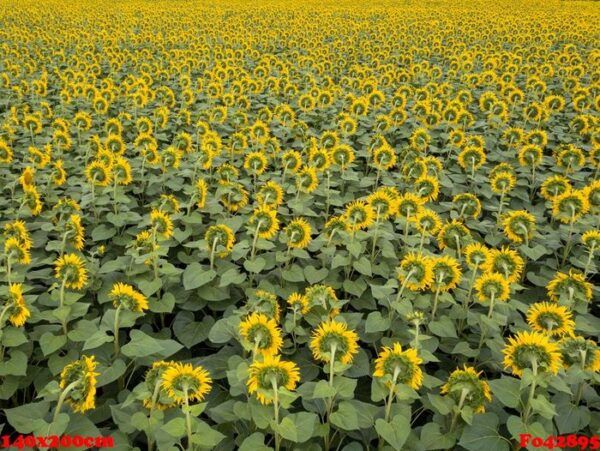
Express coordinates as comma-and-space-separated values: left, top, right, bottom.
375, 414, 410, 450
244, 257, 266, 273
5, 401, 51, 433
138, 278, 163, 297
505, 416, 547, 445
161, 417, 186, 437
312, 380, 337, 399
365, 311, 391, 333
330, 401, 360, 431
219, 268, 246, 287
173, 311, 213, 348
353, 256, 372, 276
91, 224, 116, 241
304, 265, 329, 284
282, 264, 305, 282
530, 395, 556, 419
488, 377, 521, 408
239, 432, 270, 451
0, 350, 27, 376
419, 422, 456, 450
275, 417, 298, 442
429, 317, 457, 338
458, 413, 510, 451
1, 328, 28, 347
82, 330, 112, 351
183, 263, 216, 290
191, 420, 225, 447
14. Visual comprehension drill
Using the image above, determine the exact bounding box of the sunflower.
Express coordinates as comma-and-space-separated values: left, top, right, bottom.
559, 336, 600, 371
474, 272, 510, 303
413, 209, 442, 235
19, 167, 35, 189
547, 269, 593, 302
239, 312, 283, 357
584, 180, 600, 210
59, 356, 99, 413
143, 361, 177, 410
552, 190, 590, 223
502, 210, 536, 244
396, 193, 424, 219
284, 218, 312, 249
344, 200, 375, 231
150, 209, 174, 239
305, 284, 341, 318
540, 175, 571, 201
527, 302, 574, 337
85, 161, 112, 187
429, 255, 462, 292
464, 242, 489, 269
490, 171, 516, 194
409, 127, 431, 152
110, 282, 148, 313
372, 144, 397, 170
54, 253, 88, 290
161, 362, 212, 404
482, 247, 524, 283
329, 144, 355, 170
113, 157, 132, 185
2, 283, 30, 327
247, 354, 300, 405
440, 366, 492, 414
452, 193, 481, 218
3, 220, 32, 251
310, 320, 359, 365
244, 151, 269, 176
324, 215, 350, 242
518, 144, 543, 167
0, 139, 13, 163
437, 220, 471, 252
24, 186, 43, 216
281, 150, 302, 173
296, 166, 319, 194
373, 343, 423, 390
205, 225, 235, 258
458, 146, 486, 171
248, 205, 279, 240
582, 230, 600, 249
195, 178, 208, 209
368, 190, 397, 220
256, 181, 284, 207
64, 214, 85, 251
4, 237, 31, 265
503, 331, 562, 377
287, 293, 310, 315
220, 182, 249, 213
397, 253, 433, 291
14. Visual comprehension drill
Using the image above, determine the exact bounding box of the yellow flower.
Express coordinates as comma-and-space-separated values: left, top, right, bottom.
284, 218, 312, 249
396, 193, 424, 219
547, 269, 593, 302
247, 354, 300, 405
368, 190, 397, 220
581, 230, 600, 249
429, 255, 462, 292
452, 193, 481, 218
287, 293, 310, 315
440, 366, 492, 414
110, 282, 148, 312
196, 179, 208, 209
244, 151, 269, 176
464, 242, 489, 269
329, 144, 355, 169
344, 200, 375, 231
205, 225, 235, 258
59, 355, 99, 413
4, 237, 31, 265
503, 331, 562, 377
0, 139, 13, 164
482, 247, 524, 283
310, 320, 359, 365
559, 336, 600, 372
296, 166, 319, 193
256, 181, 284, 207
150, 209, 174, 239
474, 272, 510, 303
54, 253, 87, 290
458, 146, 486, 171
161, 362, 212, 404
527, 302, 574, 337
398, 253, 433, 291
248, 205, 279, 239
239, 312, 283, 357
143, 361, 177, 410
2, 283, 30, 327
85, 161, 112, 187
413, 175, 440, 201
490, 172, 516, 194
373, 343, 423, 390
502, 210, 536, 244
65, 214, 85, 251
552, 190, 589, 223
437, 220, 471, 252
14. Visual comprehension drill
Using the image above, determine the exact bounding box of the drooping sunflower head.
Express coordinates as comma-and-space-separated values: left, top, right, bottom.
409, 127, 431, 152
5, 283, 30, 327
527, 302, 574, 337
458, 146, 486, 171
247, 354, 300, 405
440, 366, 492, 414
413, 209, 442, 235
502, 210, 536, 244
284, 218, 312, 249
368, 190, 397, 220
150, 209, 174, 239
85, 161, 112, 187
452, 193, 481, 219
546, 269, 593, 303
143, 360, 177, 410
490, 171, 516, 194
296, 166, 319, 194
474, 272, 510, 302
552, 190, 590, 224
539, 175, 571, 201
398, 253, 433, 291
239, 312, 282, 357
287, 292, 310, 315
584, 180, 600, 211
396, 193, 424, 219
324, 215, 350, 242
161, 362, 212, 404
581, 230, 600, 249
482, 247, 524, 283
503, 331, 562, 377
413, 175, 440, 202
559, 336, 600, 371
244, 151, 269, 176
205, 224, 235, 258
65, 214, 85, 251
305, 284, 341, 318
216, 163, 240, 185
464, 242, 489, 269
437, 220, 471, 251
372, 144, 397, 170
256, 181, 284, 208
220, 182, 249, 213
4, 237, 31, 265
344, 200, 375, 231
59, 355, 99, 413
310, 320, 359, 365
249, 205, 279, 239
329, 144, 355, 169
429, 255, 462, 292
54, 253, 87, 290
110, 282, 148, 313
373, 343, 423, 390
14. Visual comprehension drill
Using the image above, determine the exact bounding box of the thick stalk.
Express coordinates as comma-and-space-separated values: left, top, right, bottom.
113, 305, 122, 357
52, 381, 80, 423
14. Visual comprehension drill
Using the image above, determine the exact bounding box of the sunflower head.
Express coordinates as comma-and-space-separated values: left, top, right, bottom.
4, 237, 31, 265
368, 190, 397, 220
247, 354, 300, 405
249, 205, 279, 239
143, 360, 177, 410
287, 293, 310, 315
310, 320, 359, 365
256, 181, 284, 208
527, 302, 574, 337
284, 218, 312, 249
552, 190, 590, 224
110, 282, 148, 313
581, 230, 600, 249
150, 209, 174, 239
413, 209, 442, 235
305, 285, 341, 318
440, 366, 492, 414
546, 269, 592, 303
464, 242, 489, 269
398, 253, 433, 291
344, 200, 375, 231
502, 210, 536, 244
429, 255, 462, 292
205, 225, 235, 258
4, 283, 30, 327
373, 343, 423, 390
474, 272, 510, 302
559, 336, 600, 371
452, 193, 481, 218
54, 253, 87, 290
239, 312, 282, 357
437, 220, 471, 251
161, 362, 212, 404
59, 356, 99, 413
503, 331, 562, 377
482, 247, 524, 283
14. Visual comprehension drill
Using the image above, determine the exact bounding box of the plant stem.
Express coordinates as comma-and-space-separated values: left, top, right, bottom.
522, 358, 538, 424
271, 377, 281, 451
250, 220, 263, 260
183, 387, 193, 451
113, 305, 122, 357
449, 388, 469, 433
52, 381, 80, 423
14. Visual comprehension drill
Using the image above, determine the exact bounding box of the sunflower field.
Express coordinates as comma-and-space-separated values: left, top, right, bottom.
0, 0, 599, 449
